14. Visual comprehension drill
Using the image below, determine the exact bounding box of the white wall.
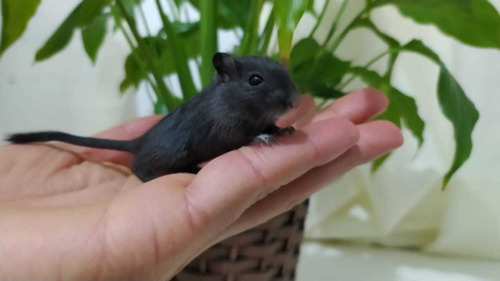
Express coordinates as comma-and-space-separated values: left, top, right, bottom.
0, 0, 137, 140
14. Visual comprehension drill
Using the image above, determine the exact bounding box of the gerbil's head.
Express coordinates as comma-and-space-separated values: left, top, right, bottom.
213, 52, 300, 119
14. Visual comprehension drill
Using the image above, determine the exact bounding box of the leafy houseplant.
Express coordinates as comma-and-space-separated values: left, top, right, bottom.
2, 0, 499, 186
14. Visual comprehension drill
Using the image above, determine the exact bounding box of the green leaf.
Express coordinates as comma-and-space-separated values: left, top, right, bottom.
188, 0, 252, 30
275, 0, 311, 60
78, 0, 111, 26
438, 67, 479, 187
120, 29, 200, 92
159, 22, 201, 59
290, 38, 350, 99
154, 101, 168, 114
81, 13, 108, 63
290, 38, 351, 85
289, 37, 319, 68
120, 51, 144, 92
350, 67, 425, 146
348, 66, 384, 87
388, 87, 424, 146
173, 0, 184, 8
171, 21, 200, 35
373, 0, 500, 49
293, 52, 350, 87
398, 39, 480, 187
0, 0, 41, 56
35, 4, 81, 61
218, 0, 252, 29
187, 0, 199, 8
372, 153, 391, 172
376, 97, 402, 128
371, 92, 404, 173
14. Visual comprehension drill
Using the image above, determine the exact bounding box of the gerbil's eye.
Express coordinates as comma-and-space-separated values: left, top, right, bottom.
249, 74, 263, 86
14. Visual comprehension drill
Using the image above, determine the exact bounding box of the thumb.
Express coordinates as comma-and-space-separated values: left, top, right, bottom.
184, 117, 360, 233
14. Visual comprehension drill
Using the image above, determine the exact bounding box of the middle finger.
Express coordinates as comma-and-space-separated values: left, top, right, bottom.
296, 88, 388, 128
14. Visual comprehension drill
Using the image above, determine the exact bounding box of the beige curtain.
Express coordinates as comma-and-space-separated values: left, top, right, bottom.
305, 0, 500, 261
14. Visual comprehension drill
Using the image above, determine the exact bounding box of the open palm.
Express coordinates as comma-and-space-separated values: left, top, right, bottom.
0, 89, 402, 280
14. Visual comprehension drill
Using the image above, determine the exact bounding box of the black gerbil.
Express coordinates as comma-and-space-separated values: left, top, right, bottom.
7, 53, 301, 182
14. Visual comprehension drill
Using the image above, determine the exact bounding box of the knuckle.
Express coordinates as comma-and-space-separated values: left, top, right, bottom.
183, 190, 212, 234
335, 118, 360, 145
237, 148, 268, 186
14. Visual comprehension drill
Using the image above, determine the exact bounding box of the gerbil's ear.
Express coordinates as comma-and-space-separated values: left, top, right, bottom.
213, 52, 237, 81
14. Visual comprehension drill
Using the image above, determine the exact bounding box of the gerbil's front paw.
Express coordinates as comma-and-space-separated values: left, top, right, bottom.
252, 134, 278, 146
276, 126, 296, 136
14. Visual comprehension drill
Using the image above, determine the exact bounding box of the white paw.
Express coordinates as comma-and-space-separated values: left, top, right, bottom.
253, 134, 278, 146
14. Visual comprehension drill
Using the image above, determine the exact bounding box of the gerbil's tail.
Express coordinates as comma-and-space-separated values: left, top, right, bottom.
6, 131, 135, 152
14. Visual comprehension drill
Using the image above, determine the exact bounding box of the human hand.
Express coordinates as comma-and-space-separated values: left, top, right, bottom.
0, 89, 402, 280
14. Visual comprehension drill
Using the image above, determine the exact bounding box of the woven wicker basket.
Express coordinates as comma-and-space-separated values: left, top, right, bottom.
172, 200, 309, 281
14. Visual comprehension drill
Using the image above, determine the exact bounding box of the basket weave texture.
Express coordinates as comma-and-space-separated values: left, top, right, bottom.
172, 200, 308, 281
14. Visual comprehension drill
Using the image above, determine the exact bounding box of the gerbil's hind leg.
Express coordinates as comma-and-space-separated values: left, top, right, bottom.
186, 165, 201, 174
132, 166, 158, 182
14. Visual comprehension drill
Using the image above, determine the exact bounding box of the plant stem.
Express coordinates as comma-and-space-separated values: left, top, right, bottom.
155, 0, 197, 99
322, 0, 348, 48
113, 11, 137, 48
384, 52, 399, 81
269, 37, 278, 55
200, 0, 218, 87
183, 1, 191, 22
311, 0, 331, 37
239, 0, 264, 55
303, 0, 348, 84
328, 10, 365, 53
338, 49, 390, 90
167, 0, 180, 21
110, 4, 161, 97
138, 4, 152, 36
365, 49, 390, 68
258, 7, 275, 55
116, 0, 177, 110
145, 76, 157, 104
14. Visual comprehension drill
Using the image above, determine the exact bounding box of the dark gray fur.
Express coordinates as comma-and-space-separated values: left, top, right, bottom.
7, 53, 300, 182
